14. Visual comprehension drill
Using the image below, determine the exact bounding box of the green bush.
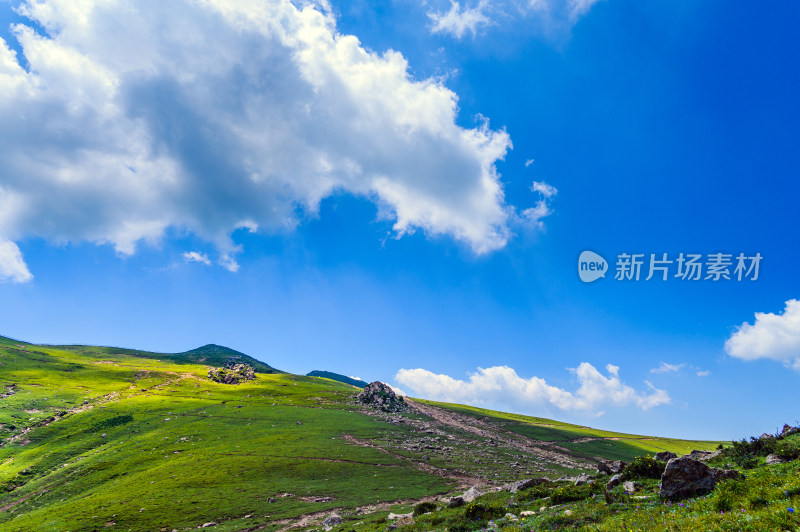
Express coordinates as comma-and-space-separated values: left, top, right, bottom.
622, 455, 664, 479
775, 439, 800, 461
463, 501, 506, 521
412, 501, 437, 516
549, 483, 597, 504
712, 479, 746, 512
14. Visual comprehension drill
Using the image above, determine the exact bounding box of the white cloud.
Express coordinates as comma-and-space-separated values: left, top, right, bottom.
428, 1, 491, 39
531, 181, 557, 198
725, 299, 800, 371
520, 180, 557, 228
427, 0, 604, 39
0, 0, 527, 274
0, 239, 32, 283
524, 158, 535, 167
696, 370, 711, 377
395, 362, 669, 415
182, 251, 211, 266
650, 362, 685, 374
388, 385, 407, 397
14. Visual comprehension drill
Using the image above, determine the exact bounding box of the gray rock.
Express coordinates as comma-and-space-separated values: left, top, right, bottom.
504, 478, 549, 493
597, 460, 626, 475
622, 481, 638, 493
766, 454, 787, 465
461, 486, 483, 502
659, 456, 744, 499
200, 523, 218, 528
654, 451, 677, 462
388, 512, 413, 520
323, 512, 343, 529
781, 424, 800, 438
448, 496, 465, 508
574, 473, 591, 486
606, 474, 623, 490
357, 382, 408, 413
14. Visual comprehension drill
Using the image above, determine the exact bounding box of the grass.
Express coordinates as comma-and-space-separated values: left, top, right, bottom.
0, 337, 726, 530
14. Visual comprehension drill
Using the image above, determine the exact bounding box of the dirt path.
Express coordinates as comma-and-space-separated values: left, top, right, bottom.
406, 399, 589, 469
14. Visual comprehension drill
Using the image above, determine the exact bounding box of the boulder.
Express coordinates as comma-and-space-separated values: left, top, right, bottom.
503, 478, 549, 493
597, 460, 626, 475
659, 456, 744, 499
207, 364, 255, 385
520, 510, 536, 517
781, 424, 800, 438
654, 451, 677, 462
574, 473, 591, 486
766, 454, 788, 465
388, 512, 412, 520
357, 382, 408, 413
606, 474, 623, 490
448, 496, 465, 508
323, 512, 343, 530
623, 481, 638, 493
461, 486, 483, 502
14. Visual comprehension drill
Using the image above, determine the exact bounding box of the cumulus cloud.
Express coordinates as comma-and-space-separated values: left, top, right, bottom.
182, 251, 211, 266
725, 299, 800, 371
0, 0, 537, 274
0, 239, 32, 283
428, 1, 491, 39
650, 362, 684, 374
395, 362, 669, 415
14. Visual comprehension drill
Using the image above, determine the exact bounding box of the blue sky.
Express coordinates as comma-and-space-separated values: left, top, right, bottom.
0, 0, 798, 440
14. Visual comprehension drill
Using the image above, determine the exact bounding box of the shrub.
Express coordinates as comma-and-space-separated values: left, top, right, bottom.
463, 501, 506, 521
549, 483, 597, 504
622, 455, 664, 479
413, 501, 437, 516
712, 479, 746, 512
775, 439, 800, 461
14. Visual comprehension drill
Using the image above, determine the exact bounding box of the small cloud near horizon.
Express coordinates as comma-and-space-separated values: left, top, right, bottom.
395, 362, 669, 416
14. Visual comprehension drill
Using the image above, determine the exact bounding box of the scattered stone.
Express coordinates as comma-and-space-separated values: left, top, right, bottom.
623, 481, 638, 493
322, 512, 343, 530
781, 424, 799, 437
659, 456, 744, 499
503, 512, 519, 521
564, 509, 572, 516
208, 364, 255, 385
503, 478, 550, 493
606, 474, 623, 490
448, 496, 465, 508
520, 510, 536, 517
387, 517, 414, 530
766, 454, 788, 465
388, 512, 412, 520
574, 473, 591, 486
199, 523, 217, 528
267, 497, 276, 503
296, 421, 302, 425
461, 486, 483, 502
597, 460, 626, 475
654, 451, 677, 462
356, 382, 409, 413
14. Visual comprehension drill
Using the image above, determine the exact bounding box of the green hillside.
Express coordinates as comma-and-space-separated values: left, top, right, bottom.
0, 338, 725, 531
307, 370, 368, 388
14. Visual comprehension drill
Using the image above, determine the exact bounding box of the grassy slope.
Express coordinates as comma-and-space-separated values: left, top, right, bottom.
0, 339, 723, 531
418, 400, 722, 463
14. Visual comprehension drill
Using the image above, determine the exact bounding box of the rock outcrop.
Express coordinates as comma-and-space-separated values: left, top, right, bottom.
654, 451, 677, 462
503, 478, 550, 493
597, 460, 626, 475
357, 382, 408, 413
207, 364, 255, 384
659, 456, 744, 499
